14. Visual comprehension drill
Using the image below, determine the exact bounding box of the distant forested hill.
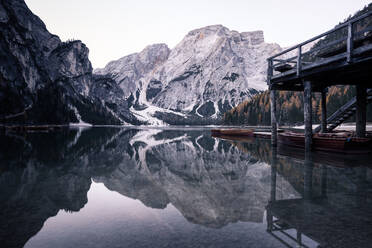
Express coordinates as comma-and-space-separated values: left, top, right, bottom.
223, 86, 372, 126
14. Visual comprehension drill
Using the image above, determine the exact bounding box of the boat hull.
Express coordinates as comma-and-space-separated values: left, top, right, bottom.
278, 133, 372, 154
211, 129, 254, 137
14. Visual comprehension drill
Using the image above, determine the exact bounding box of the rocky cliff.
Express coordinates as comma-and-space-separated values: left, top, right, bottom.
96, 25, 282, 124
0, 0, 282, 125
0, 0, 137, 125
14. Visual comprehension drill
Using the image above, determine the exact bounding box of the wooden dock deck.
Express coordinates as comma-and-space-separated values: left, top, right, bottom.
267, 11, 372, 92
267, 10, 372, 149
211, 128, 372, 154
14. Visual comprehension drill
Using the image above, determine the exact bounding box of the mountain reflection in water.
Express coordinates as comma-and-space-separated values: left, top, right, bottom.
0, 127, 371, 248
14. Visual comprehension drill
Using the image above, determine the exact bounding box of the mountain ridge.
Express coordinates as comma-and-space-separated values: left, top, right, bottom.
0, 0, 140, 125
95, 24, 282, 124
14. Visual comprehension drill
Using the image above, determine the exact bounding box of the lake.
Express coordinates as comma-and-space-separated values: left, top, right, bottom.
1, 127, 371, 248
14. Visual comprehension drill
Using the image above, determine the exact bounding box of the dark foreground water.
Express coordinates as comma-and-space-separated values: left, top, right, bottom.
1, 127, 372, 248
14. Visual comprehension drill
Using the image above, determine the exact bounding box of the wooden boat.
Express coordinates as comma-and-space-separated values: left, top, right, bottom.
278, 132, 372, 154
211, 129, 254, 137
211, 133, 255, 143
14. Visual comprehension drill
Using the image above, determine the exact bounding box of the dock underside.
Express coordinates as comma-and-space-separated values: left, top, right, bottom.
268, 10, 372, 148
270, 51, 372, 92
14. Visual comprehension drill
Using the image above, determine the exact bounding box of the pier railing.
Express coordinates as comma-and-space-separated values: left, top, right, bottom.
267, 9, 372, 84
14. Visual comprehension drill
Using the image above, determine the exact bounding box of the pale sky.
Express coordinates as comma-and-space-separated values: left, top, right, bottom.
25, 0, 371, 69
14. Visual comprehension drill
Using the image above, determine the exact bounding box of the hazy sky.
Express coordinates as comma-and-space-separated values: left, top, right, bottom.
25, 0, 371, 69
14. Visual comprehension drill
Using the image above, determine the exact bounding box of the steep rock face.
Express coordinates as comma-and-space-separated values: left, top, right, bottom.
0, 0, 133, 125
150, 26, 280, 114
94, 44, 171, 101
96, 25, 282, 124
0, 0, 58, 116
91, 74, 140, 124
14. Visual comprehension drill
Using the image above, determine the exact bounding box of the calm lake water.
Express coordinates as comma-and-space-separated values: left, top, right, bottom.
1, 127, 371, 248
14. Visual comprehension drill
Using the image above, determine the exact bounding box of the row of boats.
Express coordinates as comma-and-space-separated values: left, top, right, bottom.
211, 129, 372, 154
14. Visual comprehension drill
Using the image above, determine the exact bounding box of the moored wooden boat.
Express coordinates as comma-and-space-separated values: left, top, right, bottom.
211, 129, 254, 137
211, 133, 255, 142
278, 132, 372, 154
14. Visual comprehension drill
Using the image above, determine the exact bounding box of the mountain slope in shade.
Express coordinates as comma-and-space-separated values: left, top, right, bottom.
0, 0, 281, 126
0, 0, 139, 125
95, 25, 282, 124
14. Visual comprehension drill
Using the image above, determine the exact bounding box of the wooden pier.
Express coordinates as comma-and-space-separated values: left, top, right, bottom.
267, 10, 372, 150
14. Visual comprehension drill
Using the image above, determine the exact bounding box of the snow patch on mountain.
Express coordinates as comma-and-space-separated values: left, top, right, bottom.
95, 25, 282, 124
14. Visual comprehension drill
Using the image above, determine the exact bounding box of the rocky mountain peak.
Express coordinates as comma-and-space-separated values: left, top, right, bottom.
187, 24, 228, 36
94, 43, 170, 99
144, 25, 280, 120
1, 0, 281, 125
95, 24, 282, 124
187, 25, 264, 44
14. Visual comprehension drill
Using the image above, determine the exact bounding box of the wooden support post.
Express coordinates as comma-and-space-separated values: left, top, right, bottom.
321, 165, 328, 198
296, 46, 302, 76
347, 22, 354, 63
297, 231, 302, 247
270, 90, 277, 147
267, 59, 273, 83
356, 167, 367, 207
356, 86, 366, 138
321, 88, 327, 133
270, 147, 277, 202
267, 147, 277, 232
304, 151, 313, 201
303, 81, 313, 151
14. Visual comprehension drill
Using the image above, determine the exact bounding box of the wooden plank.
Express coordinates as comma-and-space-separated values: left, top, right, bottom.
267, 59, 273, 85
302, 37, 347, 58
356, 86, 367, 137
270, 43, 372, 86
267, 11, 372, 60
321, 88, 327, 133
271, 52, 348, 81
347, 22, 354, 63
274, 64, 293, 72
297, 46, 302, 76
272, 56, 298, 64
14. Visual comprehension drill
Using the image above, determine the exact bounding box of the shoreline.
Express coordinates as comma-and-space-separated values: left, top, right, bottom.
1, 122, 372, 134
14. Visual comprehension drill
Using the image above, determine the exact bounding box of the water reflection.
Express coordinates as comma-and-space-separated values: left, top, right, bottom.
0, 127, 371, 248
265, 146, 372, 248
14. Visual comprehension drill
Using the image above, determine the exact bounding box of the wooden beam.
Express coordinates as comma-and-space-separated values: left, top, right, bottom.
267, 10, 372, 61
296, 46, 302, 76
303, 81, 313, 151
356, 85, 367, 137
270, 43, 372, 87
270, 90, 277, 146
347, 22, 354, 63
304, 151, 313, 201
321, 165, 328, 198
270, 147, 277, 202
321, 88, 328, 133
297, 231, 302, 247
267, 59, 273, 86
